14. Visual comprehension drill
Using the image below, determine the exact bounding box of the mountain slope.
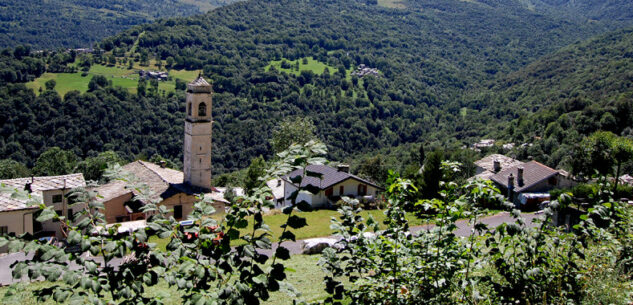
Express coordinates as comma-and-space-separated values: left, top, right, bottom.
1, 0, 632, 173
0, 0, 239, 49
461, 28, 633, 168
522, 0, 633, 25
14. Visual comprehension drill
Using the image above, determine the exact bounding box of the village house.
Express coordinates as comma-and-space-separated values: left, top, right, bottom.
266, 178, 285, 206
473, 139, 496, 150
93, 160, 226, 223
280, 164, 383, 209
490, 161, 576, 209
0, 174, 86, 239
95, 76, 224, 224
138, 70, 169, 81
351, 64, 380, 77
472, 154, 524, 181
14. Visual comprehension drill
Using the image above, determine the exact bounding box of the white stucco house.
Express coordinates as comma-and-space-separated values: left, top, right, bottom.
280, 164, 383, 209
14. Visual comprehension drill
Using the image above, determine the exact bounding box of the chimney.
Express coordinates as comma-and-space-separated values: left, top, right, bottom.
517, 167, 524, 187
24, 176, 34, 193
337, 164, 350, 173
507, 173, 514, 198
493, 159, 501, 173
158, 160, 167, 168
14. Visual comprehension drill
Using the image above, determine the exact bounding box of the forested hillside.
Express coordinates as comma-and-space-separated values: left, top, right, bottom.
1, 0, 633, 176
462, 28, 633, 171
97, 0, 612, 170
523, 0, 633, 26
0, 0, 239, 49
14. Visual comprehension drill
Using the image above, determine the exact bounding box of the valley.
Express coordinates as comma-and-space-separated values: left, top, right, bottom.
1, 0, 633, 304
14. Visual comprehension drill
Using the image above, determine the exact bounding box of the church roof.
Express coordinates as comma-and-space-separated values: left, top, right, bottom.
0, 174, 86, 212
93, 161, 196, 204
187, 76, 212, 93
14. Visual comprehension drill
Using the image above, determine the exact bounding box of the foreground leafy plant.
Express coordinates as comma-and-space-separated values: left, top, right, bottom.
0, 140, 328, 305
318, 164, 633, 304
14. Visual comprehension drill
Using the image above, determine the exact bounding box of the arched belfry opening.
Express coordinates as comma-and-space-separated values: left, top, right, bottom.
198, 102, 207, 117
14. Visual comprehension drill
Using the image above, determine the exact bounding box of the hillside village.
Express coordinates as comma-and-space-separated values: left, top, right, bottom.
2, 0, 633, 303
0, 78, 611, 243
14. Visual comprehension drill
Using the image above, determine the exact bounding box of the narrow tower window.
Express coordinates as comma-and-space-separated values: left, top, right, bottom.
187, 102, 192, 115
198, 102, 207, 116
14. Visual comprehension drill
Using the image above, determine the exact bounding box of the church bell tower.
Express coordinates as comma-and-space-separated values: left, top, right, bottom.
183, 76, 212, 191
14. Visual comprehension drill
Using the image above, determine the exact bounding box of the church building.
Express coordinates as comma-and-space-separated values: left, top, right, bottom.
95, 76, 226, 224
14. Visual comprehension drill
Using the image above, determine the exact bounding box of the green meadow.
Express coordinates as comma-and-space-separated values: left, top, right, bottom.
27, 63, 200, 97
266, 56, 353, 79
377, 0, 407, 9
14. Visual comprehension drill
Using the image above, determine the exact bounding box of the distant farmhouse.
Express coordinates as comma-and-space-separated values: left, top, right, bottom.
351, 64, 380, 77
473, 139, 496, 150
0, 174, 86, 239
138, 70, 169, 81
280, 164, 383, 209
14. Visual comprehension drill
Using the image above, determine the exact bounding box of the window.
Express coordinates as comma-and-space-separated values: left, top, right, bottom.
0, 226, 8, 235
52, 194, 63, 203
358, 184, 367, 196
325, 188, 333, 197
187, 102, 192, 115
67, 209, 74, 222
548, 177, 558, 185
339, 185, 344, 196
174, 205, 183, 219
198, 102, 207, 116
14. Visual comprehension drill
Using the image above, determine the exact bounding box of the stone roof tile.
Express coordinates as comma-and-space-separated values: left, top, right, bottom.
0, 173, 86, 212
490, 161, 559, 193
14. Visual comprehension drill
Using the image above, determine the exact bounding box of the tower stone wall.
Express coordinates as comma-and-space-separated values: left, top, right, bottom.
183, 76, 212, 191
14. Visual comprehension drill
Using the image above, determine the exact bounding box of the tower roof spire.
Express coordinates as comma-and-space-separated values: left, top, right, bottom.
187, 75, 212, 93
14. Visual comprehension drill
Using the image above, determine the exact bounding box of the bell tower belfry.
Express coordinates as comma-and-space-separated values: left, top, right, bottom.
183, 76, 212, 191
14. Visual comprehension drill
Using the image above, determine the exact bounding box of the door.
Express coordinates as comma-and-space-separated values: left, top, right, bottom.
174, 205, 183, 219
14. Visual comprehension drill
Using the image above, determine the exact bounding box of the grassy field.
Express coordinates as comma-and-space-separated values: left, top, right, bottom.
150, 209, 427, 250
377, 0, 407, 9
266, 57, 353, 79
0, 254, 329, 305
26, 63, 200, 97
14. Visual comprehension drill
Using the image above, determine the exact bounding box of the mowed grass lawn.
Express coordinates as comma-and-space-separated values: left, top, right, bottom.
26, 64, 200, 96
0, 254, 330, 305
266, 56, 353, 79
150, 209, 427, 250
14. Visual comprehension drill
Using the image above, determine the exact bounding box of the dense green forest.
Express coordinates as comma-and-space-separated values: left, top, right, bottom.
2, 0, 633, 179
524, 0, 633, 26
97, 0, 614, 170
0, 0, 239, 49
